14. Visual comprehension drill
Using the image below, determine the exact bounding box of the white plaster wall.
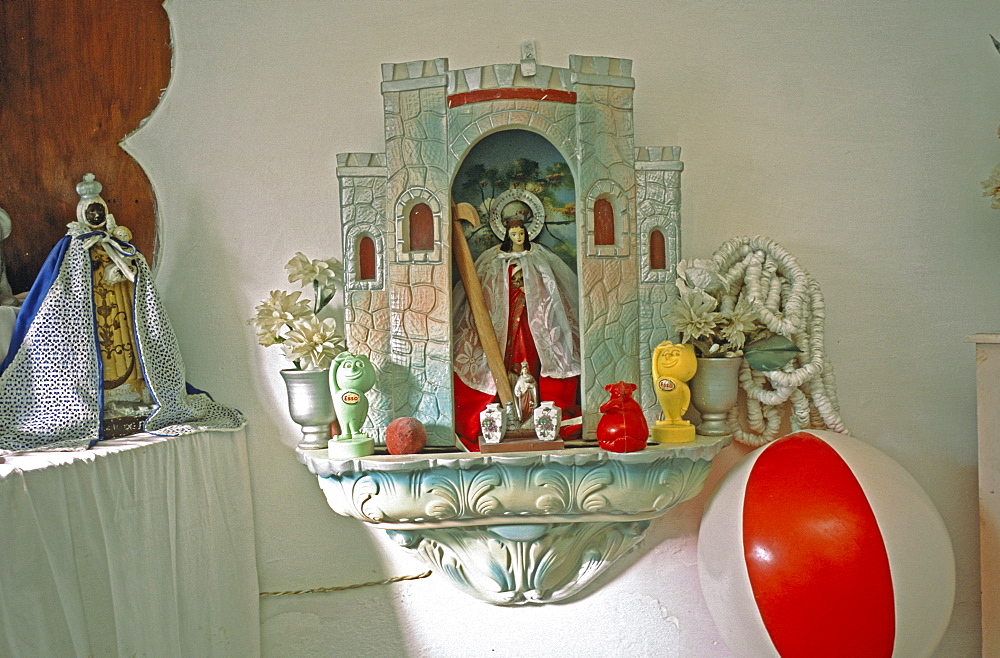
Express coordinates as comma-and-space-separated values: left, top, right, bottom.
124, 0, 1000, 655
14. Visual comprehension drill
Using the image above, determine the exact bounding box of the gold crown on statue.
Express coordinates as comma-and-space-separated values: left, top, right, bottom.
501, 200, 533, 223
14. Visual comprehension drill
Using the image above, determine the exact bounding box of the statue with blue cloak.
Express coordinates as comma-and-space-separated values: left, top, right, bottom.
0, 174, 244, 455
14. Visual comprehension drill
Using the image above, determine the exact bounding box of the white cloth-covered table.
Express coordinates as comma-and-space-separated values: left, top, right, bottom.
0, 428, 259, 657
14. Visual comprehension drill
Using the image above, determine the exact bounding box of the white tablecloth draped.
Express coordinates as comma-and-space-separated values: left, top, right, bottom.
0, 429, 259, 657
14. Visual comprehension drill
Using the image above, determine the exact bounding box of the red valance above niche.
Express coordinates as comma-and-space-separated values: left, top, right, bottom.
0, 0, 171, 293
448, 88, 577, 109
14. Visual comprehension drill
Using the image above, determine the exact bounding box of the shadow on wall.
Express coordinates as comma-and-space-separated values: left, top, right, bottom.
556, 440, 752, 607
149, 192, 412, 654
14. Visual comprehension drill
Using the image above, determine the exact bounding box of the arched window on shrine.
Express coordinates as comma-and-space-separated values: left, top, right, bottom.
593, 197, 615, 246
358, 236, 377, 281
649, 229, 666, 271
408, 202, 434, 252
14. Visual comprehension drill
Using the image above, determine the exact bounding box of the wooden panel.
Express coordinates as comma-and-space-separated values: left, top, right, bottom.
0, 0, 171, 293
967, 333, 1000, 658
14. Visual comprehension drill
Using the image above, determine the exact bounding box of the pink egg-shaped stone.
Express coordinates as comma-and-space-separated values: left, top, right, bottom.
698, 430, 954, 657
385, 417, 427, 455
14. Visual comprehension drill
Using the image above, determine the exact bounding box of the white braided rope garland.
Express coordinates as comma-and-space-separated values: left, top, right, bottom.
709, 236, 848, 447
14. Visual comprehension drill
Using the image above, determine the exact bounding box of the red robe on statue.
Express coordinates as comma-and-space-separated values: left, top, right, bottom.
453, 262, 578, 451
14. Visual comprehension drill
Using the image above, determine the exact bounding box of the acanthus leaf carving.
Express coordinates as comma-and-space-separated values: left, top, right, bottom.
468, 469, 503, 516
423, 473, 461, 519
486, 537, 515, 593
382, 521, 652, 605
651, 457, 712, 510
578, 467, 614, 512
351, 474, 384, 522
533, 467, 571, 513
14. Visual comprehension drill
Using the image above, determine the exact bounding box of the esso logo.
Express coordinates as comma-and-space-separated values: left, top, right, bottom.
342, 392, 361, 405
657, 378, 676, 392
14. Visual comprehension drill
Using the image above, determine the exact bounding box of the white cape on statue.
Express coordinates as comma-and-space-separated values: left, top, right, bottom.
0, 223, 244, 454
452, 244, 580, 395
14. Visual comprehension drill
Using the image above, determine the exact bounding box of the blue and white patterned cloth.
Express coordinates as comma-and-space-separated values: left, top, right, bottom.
0, 224, 244, 454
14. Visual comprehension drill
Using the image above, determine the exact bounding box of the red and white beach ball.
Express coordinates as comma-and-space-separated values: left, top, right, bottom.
698, 430, 955, 657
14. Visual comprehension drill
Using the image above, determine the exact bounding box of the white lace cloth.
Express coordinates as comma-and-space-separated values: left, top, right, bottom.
0, 224, 244, 454
452, 245, 580, 394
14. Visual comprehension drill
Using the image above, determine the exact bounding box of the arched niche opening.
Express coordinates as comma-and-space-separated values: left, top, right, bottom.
358, 235, 377, 281
449, 128, 581, 450
407, 202, 434, 252
649, 228, 667, 271
593, 197, 616, 246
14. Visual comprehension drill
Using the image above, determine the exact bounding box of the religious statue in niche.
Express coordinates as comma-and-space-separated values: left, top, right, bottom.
0, 174, 244, 455
450, 129, 581, 451
511, 361, 539, 427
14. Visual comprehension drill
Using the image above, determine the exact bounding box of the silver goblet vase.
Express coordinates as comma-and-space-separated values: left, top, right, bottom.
690, 357, 742, 436
280, 369, 336, 449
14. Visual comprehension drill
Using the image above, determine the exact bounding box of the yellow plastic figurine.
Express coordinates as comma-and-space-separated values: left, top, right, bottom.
651, 341, 697, 443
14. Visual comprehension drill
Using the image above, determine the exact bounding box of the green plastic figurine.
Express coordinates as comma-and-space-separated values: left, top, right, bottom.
328, 351, 376, 458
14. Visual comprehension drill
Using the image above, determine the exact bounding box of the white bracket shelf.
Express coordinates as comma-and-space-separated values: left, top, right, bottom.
298, 436, 729, 605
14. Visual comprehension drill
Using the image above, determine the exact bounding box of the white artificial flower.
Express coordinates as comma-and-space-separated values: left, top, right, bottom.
675, 258, 722, 294
665, 290, 720, 342
250, 290, 310, 335
718, 297, 761, 351
313, 257, 344, 288
286, 252, 343, 288
251, 252, 347, 368
254, 326, 281, 347
280, 316, 345, 370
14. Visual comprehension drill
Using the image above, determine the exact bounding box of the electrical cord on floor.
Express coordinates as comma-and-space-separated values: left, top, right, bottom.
259, 570, 433, 597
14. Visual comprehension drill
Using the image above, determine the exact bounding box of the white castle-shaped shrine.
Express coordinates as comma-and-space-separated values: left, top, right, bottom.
337, 51, 683, 446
